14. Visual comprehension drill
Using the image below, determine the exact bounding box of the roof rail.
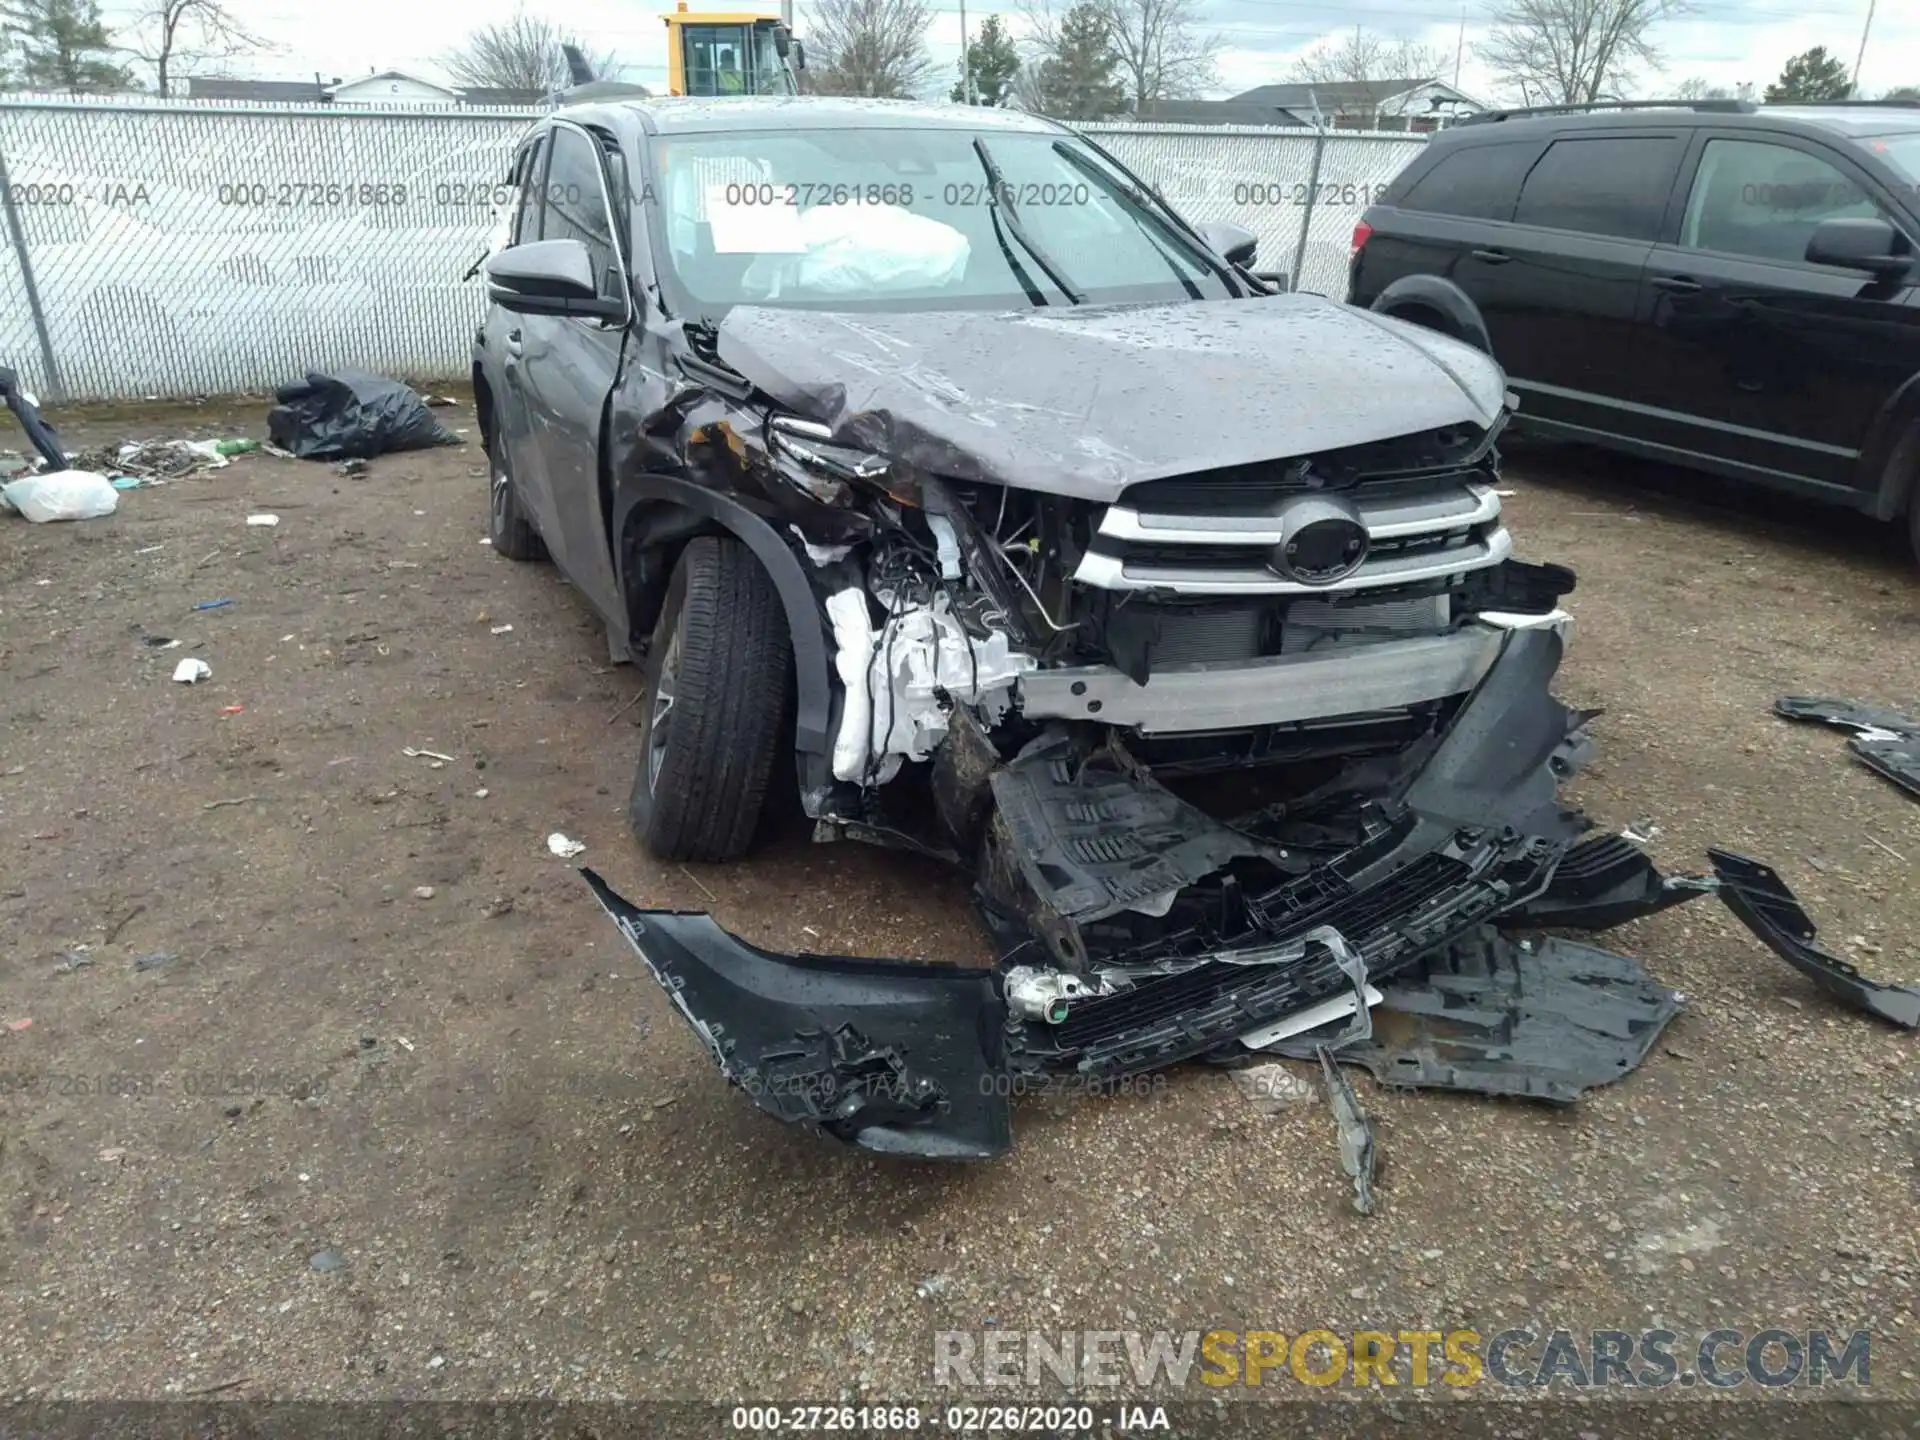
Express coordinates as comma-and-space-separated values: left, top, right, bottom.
1763, 97, 1920, 109
1458, 98, 1757, 126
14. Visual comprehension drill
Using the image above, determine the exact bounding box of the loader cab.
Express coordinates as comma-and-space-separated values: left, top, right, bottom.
663, 9, 802, 96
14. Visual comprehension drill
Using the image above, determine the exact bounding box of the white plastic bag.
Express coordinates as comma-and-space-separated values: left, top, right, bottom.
2, 470, 119, 523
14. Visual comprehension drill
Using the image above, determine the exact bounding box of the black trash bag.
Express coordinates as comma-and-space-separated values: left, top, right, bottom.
267, 371, 458, 460
0, 366, 69, 470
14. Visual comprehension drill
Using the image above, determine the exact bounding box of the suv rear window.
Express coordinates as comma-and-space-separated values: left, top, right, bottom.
1511, 135, 1684, 241
1397, 140, 1537, 220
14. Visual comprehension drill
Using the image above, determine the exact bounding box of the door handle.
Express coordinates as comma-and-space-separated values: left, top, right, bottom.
1650, 275, 1702, 293
505, 329, 524, 358
1470, 248, 1510, 264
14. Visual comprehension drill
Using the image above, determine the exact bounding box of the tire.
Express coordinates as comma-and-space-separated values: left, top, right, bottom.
487, 431, 547, 562
628, 535, 793, 862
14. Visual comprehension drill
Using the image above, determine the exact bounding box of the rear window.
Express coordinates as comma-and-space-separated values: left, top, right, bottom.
1396, 141, 1537, 220
1511, 135, 1685, 241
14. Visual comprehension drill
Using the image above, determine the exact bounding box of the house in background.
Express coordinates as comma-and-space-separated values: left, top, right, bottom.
185, 71, 547, 107
1137, 78, 1484, 130
1226, 79, 1485, 131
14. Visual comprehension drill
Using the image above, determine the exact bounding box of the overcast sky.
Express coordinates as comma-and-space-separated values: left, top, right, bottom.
101, 0, 1911, 103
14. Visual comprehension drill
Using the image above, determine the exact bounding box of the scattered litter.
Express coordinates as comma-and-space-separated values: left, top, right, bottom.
309, 1247, 348, 1273
142, 636, 181, 650
915, 1274, 952, 1300
1867, 835, 1908, 864
474, 787, 490, 799
333, 458, 369, 478
110, 476, 145, 491
202, 795, 260, 811
220, 705, 246, 716
490, 624, 514, 635
2, 469, 118, 522
72, 439, 231, 480
412, 886, 436, 900
268, 371, 460, 460
678, 865, 720, 904
53, 951, 94, 976
1622, 818, 1661, 845
4, 1018, 32, 1033
1317, 1045, 1376, 1216
135, 544, 165, 555
246, 513, 280, 528
98, 1147, 125, 1164
215, 438, 259, 457
548, 833, 587, 859
478, 536, 491, 546
403, 747, 456, 764
396, 1036, 415, 1052
133, 950, 178, 973
1775, 695, 1920, 803
191, 598, 234, 612
172, 658, 212, 684
1492, 488, 1517, 497
425, 394, 459, 407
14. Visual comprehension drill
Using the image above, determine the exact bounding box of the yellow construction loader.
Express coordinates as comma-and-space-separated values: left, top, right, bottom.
662, 5, 802, 96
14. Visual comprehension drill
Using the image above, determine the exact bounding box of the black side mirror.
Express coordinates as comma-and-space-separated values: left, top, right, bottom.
486, 239, 625, 320
1804, 216, 1911, 278
771, 24, 791, 58
791, 37, 805, 70
1196, 220, 1258, 268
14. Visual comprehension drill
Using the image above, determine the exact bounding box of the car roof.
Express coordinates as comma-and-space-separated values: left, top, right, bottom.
1444, 102, 1920, 143
560, 96, 1071, 138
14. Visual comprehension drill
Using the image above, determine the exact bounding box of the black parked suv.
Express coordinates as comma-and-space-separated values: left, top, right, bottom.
1348, 100, 1920, 557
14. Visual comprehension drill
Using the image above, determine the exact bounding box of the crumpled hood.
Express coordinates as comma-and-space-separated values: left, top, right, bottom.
715, 294, 1507, 503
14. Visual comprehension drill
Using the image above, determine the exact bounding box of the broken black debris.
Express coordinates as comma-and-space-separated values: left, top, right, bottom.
1774, 694, 1920, 803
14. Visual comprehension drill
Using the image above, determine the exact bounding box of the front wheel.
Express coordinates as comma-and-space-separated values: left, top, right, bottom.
487, 431, 547, 562
628, 535, 793, 862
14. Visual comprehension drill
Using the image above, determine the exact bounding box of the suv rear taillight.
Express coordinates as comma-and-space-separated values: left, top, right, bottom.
1350, 220, 1373, 255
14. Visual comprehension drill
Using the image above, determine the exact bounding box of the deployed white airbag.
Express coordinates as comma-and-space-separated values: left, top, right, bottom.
744, 204, 969, 297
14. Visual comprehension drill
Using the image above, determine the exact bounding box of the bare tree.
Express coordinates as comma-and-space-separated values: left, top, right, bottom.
1291, 27, 1450, 89
803, 0, 934, 98
1476, 0, 1688, 104
122, 0, 271, 98
1672, 74, 1750, 101
1092, 0, 1217, 114
444, 9, 617, 93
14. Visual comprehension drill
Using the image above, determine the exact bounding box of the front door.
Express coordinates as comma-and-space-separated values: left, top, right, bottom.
512, 121, 632, 638
1633, 132, 1920, 494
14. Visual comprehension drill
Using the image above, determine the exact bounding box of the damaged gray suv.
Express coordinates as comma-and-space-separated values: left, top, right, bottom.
476, 98, 1907, 1161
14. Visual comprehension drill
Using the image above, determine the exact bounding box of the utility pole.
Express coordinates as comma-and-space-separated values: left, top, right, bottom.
780, 0, 792, 26
959, 0, 975, 103
1453, 6, 1465, 88
1851, 0, 1875, 97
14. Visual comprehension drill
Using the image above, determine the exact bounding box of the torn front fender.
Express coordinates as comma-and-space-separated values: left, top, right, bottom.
582, 869, 1013, 1157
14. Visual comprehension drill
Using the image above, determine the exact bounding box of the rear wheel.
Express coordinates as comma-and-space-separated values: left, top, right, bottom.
487, 431, 546, 562
628, 535, 793, 862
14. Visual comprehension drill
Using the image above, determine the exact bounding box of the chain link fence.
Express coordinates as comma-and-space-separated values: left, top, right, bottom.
1, 95, 1428, 403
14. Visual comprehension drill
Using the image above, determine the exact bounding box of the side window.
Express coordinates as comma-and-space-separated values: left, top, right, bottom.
510, 135, 547, 245
1511, 136, 1684, 241
1396, 141, 1538, 221
542, 126, 622, 297
1679, 138, 1882, 264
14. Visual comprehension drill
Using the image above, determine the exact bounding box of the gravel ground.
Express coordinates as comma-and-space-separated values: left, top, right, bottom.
1, 399, 1916, 1425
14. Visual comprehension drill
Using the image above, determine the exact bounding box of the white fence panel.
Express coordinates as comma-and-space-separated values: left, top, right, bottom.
1, 98, 1430, 402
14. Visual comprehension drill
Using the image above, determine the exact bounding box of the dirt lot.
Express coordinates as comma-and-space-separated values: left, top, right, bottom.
1, 397, 1916, 1420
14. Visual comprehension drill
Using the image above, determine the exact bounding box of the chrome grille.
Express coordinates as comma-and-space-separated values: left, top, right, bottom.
1072, 481, 1509, 597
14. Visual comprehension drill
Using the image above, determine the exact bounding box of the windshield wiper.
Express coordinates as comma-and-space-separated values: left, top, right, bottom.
1049, 140, 1242, 297
973, 138, 1084, 304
